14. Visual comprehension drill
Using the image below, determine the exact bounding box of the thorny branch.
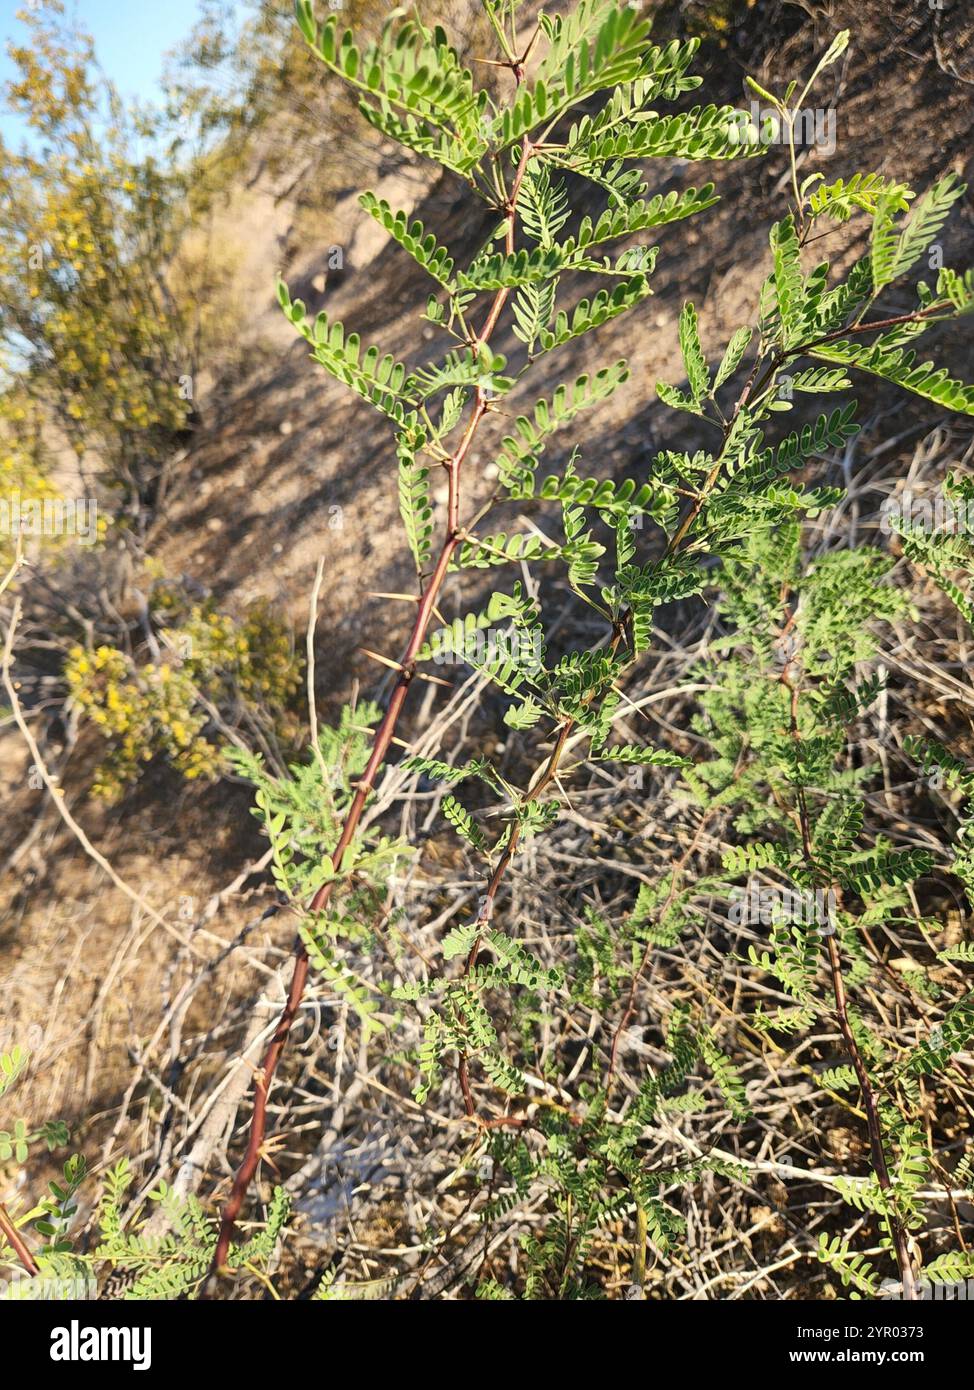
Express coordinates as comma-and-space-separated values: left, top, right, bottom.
210, 97, 536, 1273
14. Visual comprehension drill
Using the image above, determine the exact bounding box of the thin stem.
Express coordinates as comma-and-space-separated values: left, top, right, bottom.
784, 110, 804, 237
632, 1205, 648, 1290
210, 126, 535, 1284
795, 300, 953, 355
212, 398, 485, 1273
665, 354, 764, 553
667, 298, 954, 553
0, 1202, 40, 1279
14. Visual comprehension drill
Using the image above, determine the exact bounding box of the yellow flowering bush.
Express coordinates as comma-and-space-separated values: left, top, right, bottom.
65, 593, 302, 799
0, 395, 60, 566
0, 389, 109, 566
0, 6, 193, 497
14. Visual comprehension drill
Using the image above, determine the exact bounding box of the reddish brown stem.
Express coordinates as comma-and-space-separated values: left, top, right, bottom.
796, 299, 952, 356
212, 404, 483, 1273
668, 300, 952, 554
0, 1201, 40, 1279
210, 139, 535, 1278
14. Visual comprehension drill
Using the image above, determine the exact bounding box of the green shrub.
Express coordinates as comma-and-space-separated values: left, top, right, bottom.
208, 1, 974, 1301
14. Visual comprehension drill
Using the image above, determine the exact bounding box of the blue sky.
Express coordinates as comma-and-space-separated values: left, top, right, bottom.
0, 0, 230, 145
